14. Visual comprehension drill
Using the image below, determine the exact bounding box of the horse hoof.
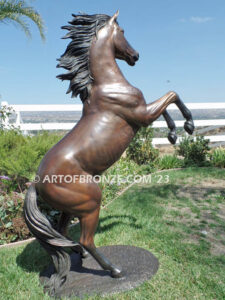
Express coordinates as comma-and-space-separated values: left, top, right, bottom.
168, 132, 177, 145
81, 249, 89, 258
111, 268, 123, 278
71, 244, 88, 258
184, 120, 194, 135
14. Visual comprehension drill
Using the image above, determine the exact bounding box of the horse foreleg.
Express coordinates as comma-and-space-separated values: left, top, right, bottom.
79, 209, 122, 278
163, 110, 177, 144
175, 98, 195, 134
144, 91, 194, 134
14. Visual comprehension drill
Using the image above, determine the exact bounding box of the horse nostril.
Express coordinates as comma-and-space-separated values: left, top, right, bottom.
133, 53, 139, 61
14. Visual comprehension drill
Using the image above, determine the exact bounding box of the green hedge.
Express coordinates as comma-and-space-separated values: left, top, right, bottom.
0, 130, 62, 192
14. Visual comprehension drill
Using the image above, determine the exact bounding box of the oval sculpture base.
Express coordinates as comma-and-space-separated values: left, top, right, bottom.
40, 245, 159, 299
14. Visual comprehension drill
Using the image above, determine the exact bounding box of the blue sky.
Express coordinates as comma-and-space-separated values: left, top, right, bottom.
0, 0, 225, 104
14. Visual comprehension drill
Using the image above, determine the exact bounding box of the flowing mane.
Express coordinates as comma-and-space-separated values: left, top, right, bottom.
57, 13, 110, 102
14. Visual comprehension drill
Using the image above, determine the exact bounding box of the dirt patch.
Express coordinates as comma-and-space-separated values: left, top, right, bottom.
177, 179, 224, 201
202, 211, 216, 222
162, 178, 225, 256
217, 205, 225, 221
198, 179, 225, 189
164, 205, 197, 223
211, 244, 225, 256
183, 235, 200, 245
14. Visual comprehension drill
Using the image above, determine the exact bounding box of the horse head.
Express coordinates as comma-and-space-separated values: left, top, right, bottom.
98, 11, 139, 66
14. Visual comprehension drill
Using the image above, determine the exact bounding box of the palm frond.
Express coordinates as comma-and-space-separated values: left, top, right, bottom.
0, 0, 45, 41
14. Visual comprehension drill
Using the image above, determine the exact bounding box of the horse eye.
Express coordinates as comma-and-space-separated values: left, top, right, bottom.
121, 29, 124, 34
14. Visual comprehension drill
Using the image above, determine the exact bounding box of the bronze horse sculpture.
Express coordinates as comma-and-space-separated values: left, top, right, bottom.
24, 11, 194, 294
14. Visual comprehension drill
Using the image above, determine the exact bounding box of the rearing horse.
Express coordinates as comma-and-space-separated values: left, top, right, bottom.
24, 11, 194, 294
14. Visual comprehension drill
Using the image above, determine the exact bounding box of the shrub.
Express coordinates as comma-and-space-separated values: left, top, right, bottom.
100, 158, 143, 206
176, 135, 210, 166
157, 155, 183, 170
210, 147, 225, 168
0, 191, 32, 244
0, 130, 62, 192
126, 127, 159, 167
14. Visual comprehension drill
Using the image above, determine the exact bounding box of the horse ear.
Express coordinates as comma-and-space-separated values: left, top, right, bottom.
109, 10, 119, 25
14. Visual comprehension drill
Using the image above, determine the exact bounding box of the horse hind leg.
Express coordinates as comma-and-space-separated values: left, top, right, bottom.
57, 212, 71, 236
79, 209, 122, 278
58, 212, 88, 258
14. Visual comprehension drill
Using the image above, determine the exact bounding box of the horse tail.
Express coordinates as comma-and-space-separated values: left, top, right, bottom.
24, 184, 81, 294
24, 184, 78, 248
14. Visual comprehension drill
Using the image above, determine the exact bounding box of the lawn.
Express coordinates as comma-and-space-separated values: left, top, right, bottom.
0, 167, 224, 299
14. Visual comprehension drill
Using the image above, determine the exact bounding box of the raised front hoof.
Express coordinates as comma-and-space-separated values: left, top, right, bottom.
184, 120, 194, 135
168, 132, 177, 145
110, 268, 123, 278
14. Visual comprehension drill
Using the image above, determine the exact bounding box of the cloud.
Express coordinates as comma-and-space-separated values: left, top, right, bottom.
190, 16, 213, 23
179, 17, 213, 24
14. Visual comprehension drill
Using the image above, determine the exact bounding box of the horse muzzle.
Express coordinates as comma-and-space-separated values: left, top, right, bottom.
126, 52, 139, 66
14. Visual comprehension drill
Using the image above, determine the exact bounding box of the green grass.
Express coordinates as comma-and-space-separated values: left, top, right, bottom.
0, 167, 224, 299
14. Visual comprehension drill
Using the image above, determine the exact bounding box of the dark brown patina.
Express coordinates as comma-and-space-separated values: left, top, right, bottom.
24, 11, 194, 295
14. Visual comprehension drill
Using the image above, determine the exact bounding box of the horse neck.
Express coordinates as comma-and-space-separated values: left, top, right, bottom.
89, 37, 127, 86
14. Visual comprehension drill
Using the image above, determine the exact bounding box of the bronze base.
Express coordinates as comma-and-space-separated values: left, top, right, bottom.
40, 245, 159, 298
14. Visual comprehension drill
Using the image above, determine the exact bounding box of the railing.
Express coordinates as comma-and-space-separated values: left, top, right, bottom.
1, 101, 225, 145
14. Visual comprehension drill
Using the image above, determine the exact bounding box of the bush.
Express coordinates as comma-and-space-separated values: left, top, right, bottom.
0, 130, 62, 192
210, 147, 225, 168
0, 191, 32, 244
157, 155, 183, 170
100, 158, 143, 206
126, 127, 159, 167
176, 135, 210, 166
